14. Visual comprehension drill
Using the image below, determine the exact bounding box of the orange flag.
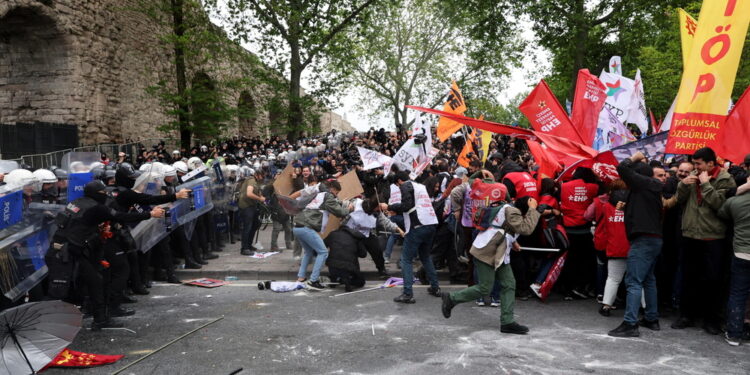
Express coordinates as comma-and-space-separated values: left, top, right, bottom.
436, 81, 467, 141
457, 128, 477, 167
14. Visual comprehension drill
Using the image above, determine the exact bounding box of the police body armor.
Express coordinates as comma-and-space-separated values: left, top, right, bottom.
46, 196, 99, 299
105, 186, 138, 252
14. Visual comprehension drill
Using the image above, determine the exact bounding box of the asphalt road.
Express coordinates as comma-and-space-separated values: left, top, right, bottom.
45, 281, 750, 375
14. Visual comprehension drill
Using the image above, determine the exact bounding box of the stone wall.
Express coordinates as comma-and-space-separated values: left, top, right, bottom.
0, 0, 350, 145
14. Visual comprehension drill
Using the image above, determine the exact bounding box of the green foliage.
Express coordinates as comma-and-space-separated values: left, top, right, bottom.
340, 0, 522, 129
470, 93, 530, 129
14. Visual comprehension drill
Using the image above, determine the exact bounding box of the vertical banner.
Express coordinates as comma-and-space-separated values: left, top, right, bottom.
666, 0, 750, 154
678, 8, 698, 69
627, 69, 649, 134
457, 129, 476, 167
519, 79, 584, 144
571, 69, 607, 146
436, 81, 467, 141
67, 172, 93, 202
476, 125, 493, 163
609, 56, 622, 75
0, 190, 23, 229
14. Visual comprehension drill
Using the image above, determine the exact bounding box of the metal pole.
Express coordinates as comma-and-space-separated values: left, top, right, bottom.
110, 316, 224, 375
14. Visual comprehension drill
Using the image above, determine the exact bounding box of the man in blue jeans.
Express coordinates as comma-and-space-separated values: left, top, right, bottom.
609, 151, 664, 337
718, 176, 750, 345
385, 172, 441, 303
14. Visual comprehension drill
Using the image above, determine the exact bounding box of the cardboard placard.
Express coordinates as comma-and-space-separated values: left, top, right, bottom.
273, 164, 295, 196
321, 170, 364, 238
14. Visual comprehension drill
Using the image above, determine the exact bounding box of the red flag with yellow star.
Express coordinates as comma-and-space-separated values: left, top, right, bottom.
42, 348, 124, 369
519, 80, 584, 144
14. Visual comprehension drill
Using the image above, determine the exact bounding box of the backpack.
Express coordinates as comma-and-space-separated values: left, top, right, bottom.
472, 203, 505, 232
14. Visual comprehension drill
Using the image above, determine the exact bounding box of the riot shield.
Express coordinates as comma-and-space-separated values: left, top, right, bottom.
61, 152, 100, 203
128, 170, 169, 253
174, 176, 214, 226
0, 199, 62, 301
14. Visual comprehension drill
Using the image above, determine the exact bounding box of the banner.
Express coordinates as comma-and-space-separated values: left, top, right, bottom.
410, 147, 439, 180
627, 69, 649, 134
394, 117, 432, 171
406, 105, 598, 161
611, 131, 669, 162
557, 151, 620, 184
666, 0, 750, 154
0, 190, 23, 230
519, 80, 583, 143
593, 107, 637, 151
357, 147, 394, 172
67, 172, 93, 202
609, 56, 622, 76
457, 129, 476, 168
436, 80, 467, 141
571, 69, 607, 146
716, 85, 750, 164
678, 8, 698, 69
43, 348, 124, 369
598, 71, 636, 125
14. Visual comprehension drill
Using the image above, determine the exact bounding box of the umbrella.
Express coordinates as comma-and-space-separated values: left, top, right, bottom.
0, 300, 82, 374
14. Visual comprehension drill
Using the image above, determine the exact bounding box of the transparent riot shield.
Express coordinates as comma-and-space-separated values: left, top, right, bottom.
174, 176, 213, 226
0, 199, 62, 301
128, 171, 169, 253
61, 152, 101, 203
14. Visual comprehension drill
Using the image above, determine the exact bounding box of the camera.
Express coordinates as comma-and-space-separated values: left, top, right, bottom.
413, 133, 427, 145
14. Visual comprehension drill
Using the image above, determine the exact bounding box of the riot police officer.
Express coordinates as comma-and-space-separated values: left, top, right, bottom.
31, 169, 60, 204
48, 180, 164, 330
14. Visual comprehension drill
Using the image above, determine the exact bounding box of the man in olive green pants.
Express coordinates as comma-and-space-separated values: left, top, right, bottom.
451, 259, 518, 325
441, 189, 540, 335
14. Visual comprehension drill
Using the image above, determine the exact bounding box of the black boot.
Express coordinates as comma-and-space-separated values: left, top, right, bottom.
608, 321, 639, 337
108, 305, 136, 317
92, 308, 123, 331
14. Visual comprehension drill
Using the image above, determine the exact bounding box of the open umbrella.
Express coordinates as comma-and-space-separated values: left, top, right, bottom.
0, 300, 82, 374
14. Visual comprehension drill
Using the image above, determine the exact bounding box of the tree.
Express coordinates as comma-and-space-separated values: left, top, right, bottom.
338, 0, 521, 129
134, 0, 262, 149
212, 0, 380, 141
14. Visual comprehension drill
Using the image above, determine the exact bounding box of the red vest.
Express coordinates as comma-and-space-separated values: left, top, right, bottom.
504, 172, 540, 200
560, 179, 598, 227
601, 202, 629, 258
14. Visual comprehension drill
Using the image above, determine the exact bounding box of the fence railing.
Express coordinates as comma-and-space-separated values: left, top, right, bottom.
8, 138, 180, 170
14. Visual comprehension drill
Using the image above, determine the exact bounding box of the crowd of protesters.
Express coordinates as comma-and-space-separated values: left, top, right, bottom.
1, 124, 750, 345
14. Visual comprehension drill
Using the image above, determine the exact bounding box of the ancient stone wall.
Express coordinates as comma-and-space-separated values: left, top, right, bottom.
0, 0, 349, 146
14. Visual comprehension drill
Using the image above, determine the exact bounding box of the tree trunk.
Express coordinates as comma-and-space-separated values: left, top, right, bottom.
171, 0, 191, 149
287, 41, 304, 142
568, 0, 589, 102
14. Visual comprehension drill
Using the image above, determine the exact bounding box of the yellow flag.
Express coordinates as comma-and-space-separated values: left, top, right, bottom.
474, 116, 494, 163
436, 81, 467, 142
678, 8, 698, 69
666, 0, 750, 154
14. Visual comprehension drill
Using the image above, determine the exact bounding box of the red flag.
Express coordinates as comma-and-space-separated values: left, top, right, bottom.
43, 348, 124, 369
405, 105, 597, 161
716, 85, 750, 164
649, 109, 659, 134
519, 80, 584, 144
556, 151, 620, 183
571, 69, 607, 146
526, 140, 561, 183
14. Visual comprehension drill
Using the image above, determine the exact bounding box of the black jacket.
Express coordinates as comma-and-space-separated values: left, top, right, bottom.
616, 159, 663, 239
324, 226, 367, 272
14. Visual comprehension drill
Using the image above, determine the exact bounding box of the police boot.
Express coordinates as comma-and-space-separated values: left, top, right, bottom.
184, 252, 202, 269
192, 242, 208, 265
108, 304, 136, 317
165, 266, 182, 284
91, 308, 124, 331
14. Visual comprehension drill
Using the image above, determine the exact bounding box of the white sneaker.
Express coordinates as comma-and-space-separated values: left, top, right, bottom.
293, 255, 301, 261
490, 298, 500, 307
384, 258, 390, 264
530, 283, 542, 299
475, 299, 486, 306
254, 242, 264, 250
725, 333, 741, 346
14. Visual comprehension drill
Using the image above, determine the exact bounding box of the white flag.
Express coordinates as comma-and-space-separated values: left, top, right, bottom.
393, 117, 433, 172
661, 97, 677, 132
356, 147, 393, 171
609, 56, 622, 76
626, 69, 649, 134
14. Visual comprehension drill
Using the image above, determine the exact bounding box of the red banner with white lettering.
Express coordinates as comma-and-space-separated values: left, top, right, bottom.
519, 80, 584, 144
571, 69, 607, 146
